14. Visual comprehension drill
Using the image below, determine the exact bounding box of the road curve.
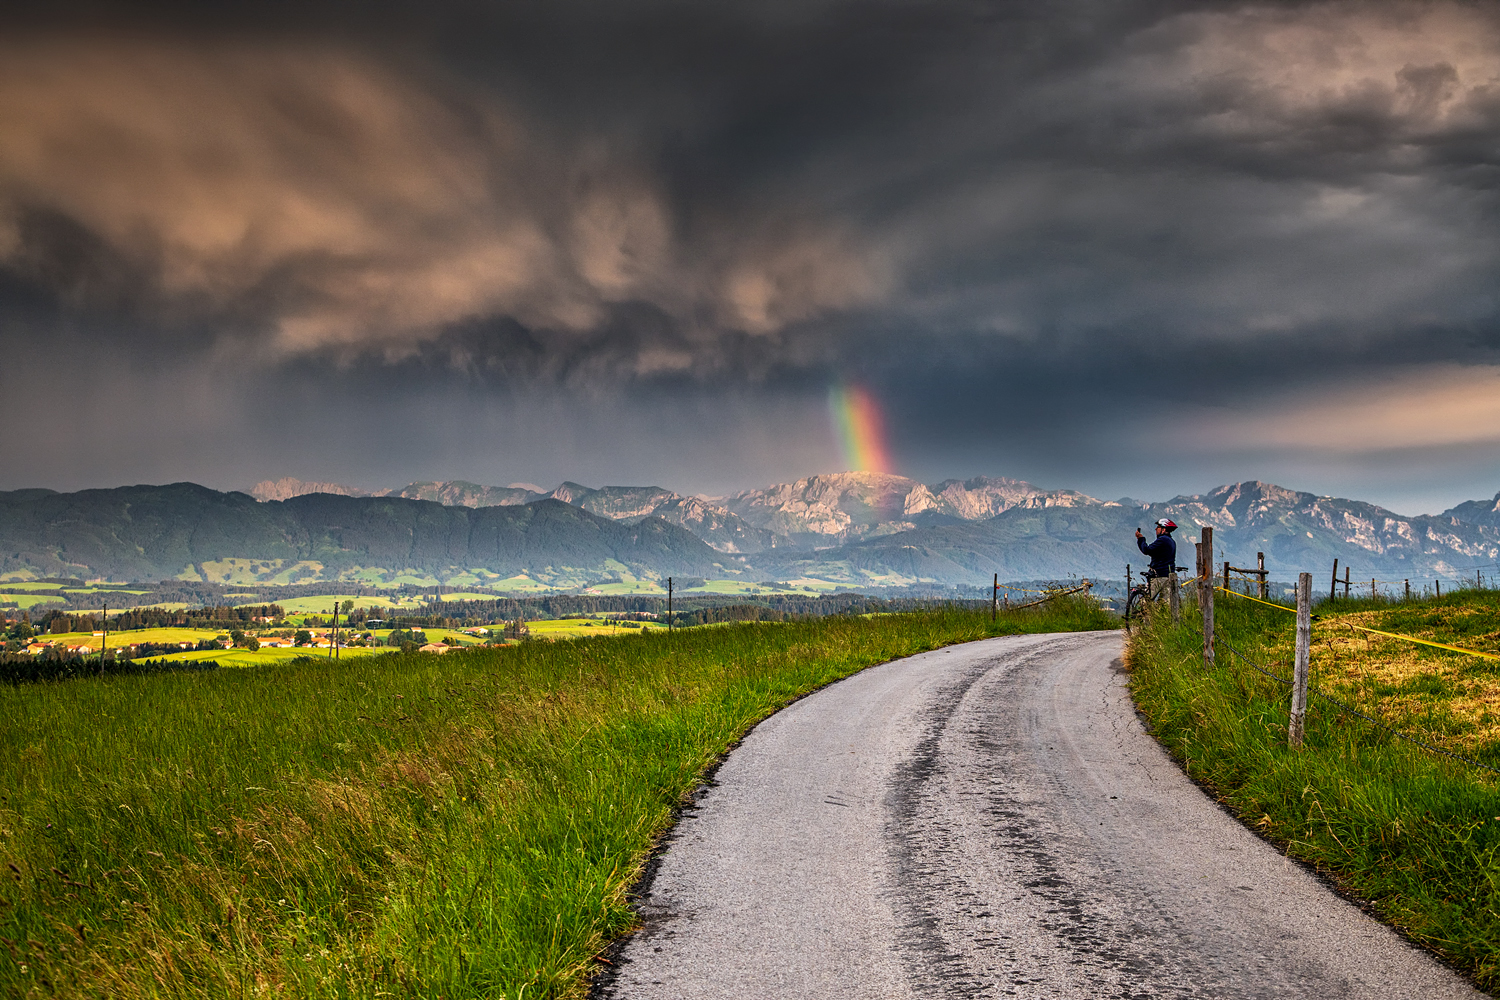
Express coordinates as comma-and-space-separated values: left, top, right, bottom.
600, 631, 1480, 1000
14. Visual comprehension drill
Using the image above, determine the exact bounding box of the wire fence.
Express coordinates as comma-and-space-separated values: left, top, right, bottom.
993, 582, 1068, 595
1213, 629, 1500, 777
1214, 585, 1500, 662
1216, 557, 1500, 601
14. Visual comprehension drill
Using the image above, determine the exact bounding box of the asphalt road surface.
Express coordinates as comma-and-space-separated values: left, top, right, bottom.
601, 631, 1480, 999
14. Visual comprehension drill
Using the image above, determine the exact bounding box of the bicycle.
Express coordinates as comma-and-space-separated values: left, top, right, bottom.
1125, 565, 1189, 627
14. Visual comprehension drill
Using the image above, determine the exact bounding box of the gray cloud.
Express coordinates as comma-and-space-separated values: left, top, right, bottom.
0, 33, 886, 363
4, 0, 1500, 512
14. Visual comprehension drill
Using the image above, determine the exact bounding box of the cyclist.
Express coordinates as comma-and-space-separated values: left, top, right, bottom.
1135, 519, 1178, 601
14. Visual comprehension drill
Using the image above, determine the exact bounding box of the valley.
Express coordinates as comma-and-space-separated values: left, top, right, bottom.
3, 474, 1498, 600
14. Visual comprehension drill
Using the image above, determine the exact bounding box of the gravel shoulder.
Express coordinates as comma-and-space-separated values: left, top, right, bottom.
600, 631, 1480, 999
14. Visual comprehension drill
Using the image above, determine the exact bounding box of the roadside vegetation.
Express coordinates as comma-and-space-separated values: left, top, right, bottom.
1127, 587, 1500, 991
0, 596, 1112, 1000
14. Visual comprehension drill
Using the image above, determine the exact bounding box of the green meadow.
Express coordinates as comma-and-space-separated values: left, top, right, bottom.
0, 594, 68, 609
1128, 588, 1500, 990
0, 598, 1113, 999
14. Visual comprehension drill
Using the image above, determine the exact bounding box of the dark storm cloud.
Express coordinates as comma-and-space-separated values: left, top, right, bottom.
3, 0, 1500, 507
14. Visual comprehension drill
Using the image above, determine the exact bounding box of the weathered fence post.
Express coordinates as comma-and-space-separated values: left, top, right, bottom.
1405, 579, 1410, 601
1257, 552, 1267, 599
1371, 578, 1377, 601
1436, 579, 1441, 597
668, 577, 673, 632
992, 573, 998, 622
1344, 566, 1351, 599
1223, 559, 1230, 592
1201, 526, 1214, 666
1169, 566, 1181, 624
1330, 558, 1339, 601
1290, 572, 1311, 747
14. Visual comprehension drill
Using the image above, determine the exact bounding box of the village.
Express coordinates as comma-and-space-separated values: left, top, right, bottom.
1, 603, 669, 668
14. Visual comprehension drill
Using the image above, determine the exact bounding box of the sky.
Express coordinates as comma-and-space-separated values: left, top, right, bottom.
3, 0, 1500, 514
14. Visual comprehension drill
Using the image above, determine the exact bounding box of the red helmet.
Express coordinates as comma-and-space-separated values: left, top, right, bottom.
1155, 518, 1177, 531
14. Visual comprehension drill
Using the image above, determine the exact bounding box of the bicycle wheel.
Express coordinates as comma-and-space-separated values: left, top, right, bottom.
1125, 588, 1146, 625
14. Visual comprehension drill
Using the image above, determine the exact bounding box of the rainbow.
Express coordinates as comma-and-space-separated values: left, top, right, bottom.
829, 385, 893, 474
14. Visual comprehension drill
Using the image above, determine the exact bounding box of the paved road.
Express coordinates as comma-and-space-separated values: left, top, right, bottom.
601, 631, 1480, 999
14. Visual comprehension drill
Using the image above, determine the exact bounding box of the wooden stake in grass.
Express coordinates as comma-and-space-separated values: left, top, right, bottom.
1405, 579, 1411, 601
667, 577, 673, 632
1200, 526, 1214, 667
1258, 552, 1267, 600
992, 573, 998, 622
1330, 558, 1339, 601
1290, 572, 1311, 747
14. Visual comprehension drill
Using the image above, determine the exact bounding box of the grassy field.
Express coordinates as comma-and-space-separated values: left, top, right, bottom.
0, 597, 1114, 999
1, 594, 68, 609
1127, 587, 1500, 990
157, 646, 389, 667
270, 596, 423, 615
46, 627, 220, 650
522, 618, 664, 640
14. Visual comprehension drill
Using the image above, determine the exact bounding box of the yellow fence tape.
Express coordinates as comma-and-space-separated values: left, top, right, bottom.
1214, 585, 1500, 661
1340, 623, 1500, 662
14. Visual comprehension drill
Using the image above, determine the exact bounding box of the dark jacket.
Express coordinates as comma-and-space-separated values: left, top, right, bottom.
1137, 532, 1176, 577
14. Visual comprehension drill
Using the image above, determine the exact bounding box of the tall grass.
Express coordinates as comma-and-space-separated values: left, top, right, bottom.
0, 599, 1113, 999
1127, 591, 1500, 990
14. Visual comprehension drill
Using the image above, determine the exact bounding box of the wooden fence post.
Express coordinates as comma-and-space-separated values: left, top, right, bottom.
1290, 572, 1311, 747
1436, 579, 1441, 598
1405, 579, 1411, 601
1201, 526, 1214, 666
668, 577, 673, 632
1371, 578, 1377, 602
1330, 558, 1339, 601
1344, 567, 1351, 599
992, 573, 998, 622
1223, 560, 1230, 592
1257, 552, 1267, 599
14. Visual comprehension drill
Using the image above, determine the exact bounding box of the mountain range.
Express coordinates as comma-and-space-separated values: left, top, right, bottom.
7, 474, 1498, 589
